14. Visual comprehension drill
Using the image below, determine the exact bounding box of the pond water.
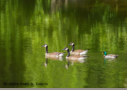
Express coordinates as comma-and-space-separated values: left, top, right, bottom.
0, 0, 127, 88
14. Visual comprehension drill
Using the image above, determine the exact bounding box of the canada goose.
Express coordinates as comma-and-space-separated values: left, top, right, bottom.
102, 51, 118, 58
62, 47, 89, 61
42, 44, 64, 58
69, 42, 89, 55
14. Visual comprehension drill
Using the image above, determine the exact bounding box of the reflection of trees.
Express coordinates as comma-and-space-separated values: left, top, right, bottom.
1, 0, 127, 53
56, 0, 127, 52
50, 0, 68, 13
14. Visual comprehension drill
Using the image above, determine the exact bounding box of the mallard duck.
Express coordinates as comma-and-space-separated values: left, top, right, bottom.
62, 47, 89, 61
42, 44, 64, 57
69, 42, 89, 55
102, 51, 118, 58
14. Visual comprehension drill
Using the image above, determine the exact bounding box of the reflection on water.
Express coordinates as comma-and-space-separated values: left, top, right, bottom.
65, 58, 87, 69
104, 58, 117, 62
66, 56, 87, 63
44, 58, 48, 68
103, 58, 117, 67
45, 56, 64, 61
1, 0, 127, 88
44, 57, 64, 68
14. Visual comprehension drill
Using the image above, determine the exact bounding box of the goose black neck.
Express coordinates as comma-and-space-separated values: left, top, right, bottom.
67, 49, 70, 57
72, 45, 74, 52
46, 46, 48, 53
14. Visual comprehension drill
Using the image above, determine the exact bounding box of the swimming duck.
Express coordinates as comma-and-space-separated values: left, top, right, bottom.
69, 42, 89, 55
102, 51, 118, 58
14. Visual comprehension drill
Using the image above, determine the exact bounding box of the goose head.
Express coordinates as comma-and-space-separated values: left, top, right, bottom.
69, 42, 74, 46
42, 44, 48, 48
63, 47, 70, 57
63, 47, 69, 51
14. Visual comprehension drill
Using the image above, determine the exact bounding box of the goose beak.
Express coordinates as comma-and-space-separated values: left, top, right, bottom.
69, 43, 71, 45
102, 53, 104, 54
62, 47, 67, 51
42, 45, 45, 47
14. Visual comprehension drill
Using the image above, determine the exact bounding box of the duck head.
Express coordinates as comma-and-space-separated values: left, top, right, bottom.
102, 51, 107, 55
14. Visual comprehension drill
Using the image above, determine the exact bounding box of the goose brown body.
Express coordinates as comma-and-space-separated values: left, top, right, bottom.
70, 50, 85, 55
45, 55, 63, 61
45, 52, 63, 57
66, 55, 87, 61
